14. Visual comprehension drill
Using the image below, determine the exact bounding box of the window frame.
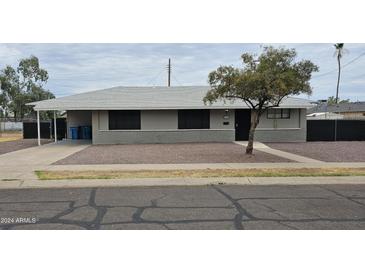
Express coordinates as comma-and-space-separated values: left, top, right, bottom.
108, 110, 141, 130
178, 109, 210, 129
267, 108, 291, 119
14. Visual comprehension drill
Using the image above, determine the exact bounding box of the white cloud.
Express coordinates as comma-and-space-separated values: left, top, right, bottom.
1, 43, 364, 101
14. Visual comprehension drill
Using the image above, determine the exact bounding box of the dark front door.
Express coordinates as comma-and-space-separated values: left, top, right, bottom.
235, 109, 251, 141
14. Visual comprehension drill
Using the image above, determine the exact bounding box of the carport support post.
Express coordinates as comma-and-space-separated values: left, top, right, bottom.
53, 110, 57, 143
37, 110, 41, 146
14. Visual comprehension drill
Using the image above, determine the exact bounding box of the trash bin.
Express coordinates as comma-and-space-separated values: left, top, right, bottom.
70, 127, 79, 140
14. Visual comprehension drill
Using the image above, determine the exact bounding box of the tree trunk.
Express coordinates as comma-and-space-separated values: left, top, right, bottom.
335, 55, 341, 104
246, 109, 260, 154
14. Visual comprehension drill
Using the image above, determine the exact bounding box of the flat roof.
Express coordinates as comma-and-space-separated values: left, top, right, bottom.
29, 86, 314, 111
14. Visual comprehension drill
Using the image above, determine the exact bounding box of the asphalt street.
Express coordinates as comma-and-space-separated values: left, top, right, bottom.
0, 184, 365, 229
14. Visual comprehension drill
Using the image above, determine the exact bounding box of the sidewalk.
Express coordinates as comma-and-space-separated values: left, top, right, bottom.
1, 140, 365, 190
1, 176, 365, 190
234, 141, 323, 163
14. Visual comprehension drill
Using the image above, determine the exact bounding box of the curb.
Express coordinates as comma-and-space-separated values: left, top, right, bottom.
1, 176, 365, 190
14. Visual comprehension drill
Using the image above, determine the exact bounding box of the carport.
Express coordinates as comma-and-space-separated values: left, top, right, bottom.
27, 104, 92, 146
36, 110, 57, 146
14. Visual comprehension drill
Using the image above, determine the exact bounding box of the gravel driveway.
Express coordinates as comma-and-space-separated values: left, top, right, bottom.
267, 141, 365, 162
54, 143, 292, 165
0, 139, 51, 155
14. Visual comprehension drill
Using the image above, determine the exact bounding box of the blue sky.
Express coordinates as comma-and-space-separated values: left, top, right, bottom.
0, 43, 364, 101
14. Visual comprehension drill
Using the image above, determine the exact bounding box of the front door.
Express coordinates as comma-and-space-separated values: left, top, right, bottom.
235, 109, 251, 141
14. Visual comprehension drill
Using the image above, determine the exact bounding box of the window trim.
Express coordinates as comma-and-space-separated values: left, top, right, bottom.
108, 110, 141, 130
267, 108, 291, 119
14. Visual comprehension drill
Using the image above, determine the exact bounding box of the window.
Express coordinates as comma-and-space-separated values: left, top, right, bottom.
267, 109, 291, 119
178, 110, 210, 129
109, 110, 141, 130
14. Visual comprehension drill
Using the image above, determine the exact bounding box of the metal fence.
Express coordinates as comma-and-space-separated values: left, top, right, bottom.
23, 121, 51, 139
307, 120, 365, 141
23, 118, 67, 139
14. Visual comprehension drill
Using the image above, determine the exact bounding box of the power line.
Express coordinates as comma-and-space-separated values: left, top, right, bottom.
172, 74, 183, 86
145, 68, 165, 86
312, 51, 365, 79
342, 52, 365, 68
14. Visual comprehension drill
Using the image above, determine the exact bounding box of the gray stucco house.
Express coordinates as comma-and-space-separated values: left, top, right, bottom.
29, 86, 312, 145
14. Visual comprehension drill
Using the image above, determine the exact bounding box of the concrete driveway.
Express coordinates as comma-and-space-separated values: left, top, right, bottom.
0, 140, 90, 180
0, 139, 52, 155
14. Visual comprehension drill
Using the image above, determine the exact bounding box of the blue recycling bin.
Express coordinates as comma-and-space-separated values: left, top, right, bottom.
70, 127, 79, 140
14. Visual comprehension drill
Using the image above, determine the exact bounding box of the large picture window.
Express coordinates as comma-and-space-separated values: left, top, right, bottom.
109, 110, 141, 130
178, 110, 210, 129
267, 109, 291, 119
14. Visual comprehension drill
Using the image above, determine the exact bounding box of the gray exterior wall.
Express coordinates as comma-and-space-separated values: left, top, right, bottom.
141, 110, 177, 129
254, 108, 307, 142
92, 109, 235, 144
86, 108, 306, 144
67, 110, 92, 137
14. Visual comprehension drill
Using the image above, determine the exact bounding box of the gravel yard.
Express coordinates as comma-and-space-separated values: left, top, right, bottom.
53, 143, 292, 165
0, 139, 51, 155
267, 141, 365, 162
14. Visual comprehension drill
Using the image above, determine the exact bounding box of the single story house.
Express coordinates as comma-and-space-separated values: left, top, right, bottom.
28, 86, 313, 145
307, 112, 344, 120
308, 101, 365, 120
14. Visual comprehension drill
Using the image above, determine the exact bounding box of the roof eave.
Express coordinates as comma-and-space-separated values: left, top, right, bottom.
33, 104, 314, 111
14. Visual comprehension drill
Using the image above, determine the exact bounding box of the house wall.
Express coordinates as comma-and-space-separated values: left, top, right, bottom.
340, 112, 365, 119
255, 108, 307, 142
88, 108, 306, 144
67, 110, 92, 137
92, 109, 235, 144
141, 110, 177, 129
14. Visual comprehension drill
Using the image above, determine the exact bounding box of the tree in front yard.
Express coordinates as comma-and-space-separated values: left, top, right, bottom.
204, 46, 319, 154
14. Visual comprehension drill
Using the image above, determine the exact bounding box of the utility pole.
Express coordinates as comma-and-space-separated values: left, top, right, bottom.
167, 58, 171, 87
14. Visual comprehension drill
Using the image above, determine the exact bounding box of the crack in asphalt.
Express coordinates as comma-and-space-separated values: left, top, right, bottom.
277, 221, 299, 230
211, 185, 255, 229
318, 185, 365, 208
251, 200, 288, 219
1, 185, 365, 230
86, 188, 108, 229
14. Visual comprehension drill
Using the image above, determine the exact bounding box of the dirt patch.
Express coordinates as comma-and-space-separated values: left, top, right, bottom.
53, 143, 292, 165
267, 141, 365, 162
0, 131, 22, 142
0, 139, 52, 155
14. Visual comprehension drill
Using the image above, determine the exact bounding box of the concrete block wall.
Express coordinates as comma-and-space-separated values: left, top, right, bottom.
88, 108, 307, 144
255, 109, 307, 142
92, 109, 235, 144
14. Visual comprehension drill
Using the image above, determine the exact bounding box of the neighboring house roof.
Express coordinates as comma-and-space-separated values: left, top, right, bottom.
306, 112, 344, 119
28, 86, 314, 111
308, 101, 365, 114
